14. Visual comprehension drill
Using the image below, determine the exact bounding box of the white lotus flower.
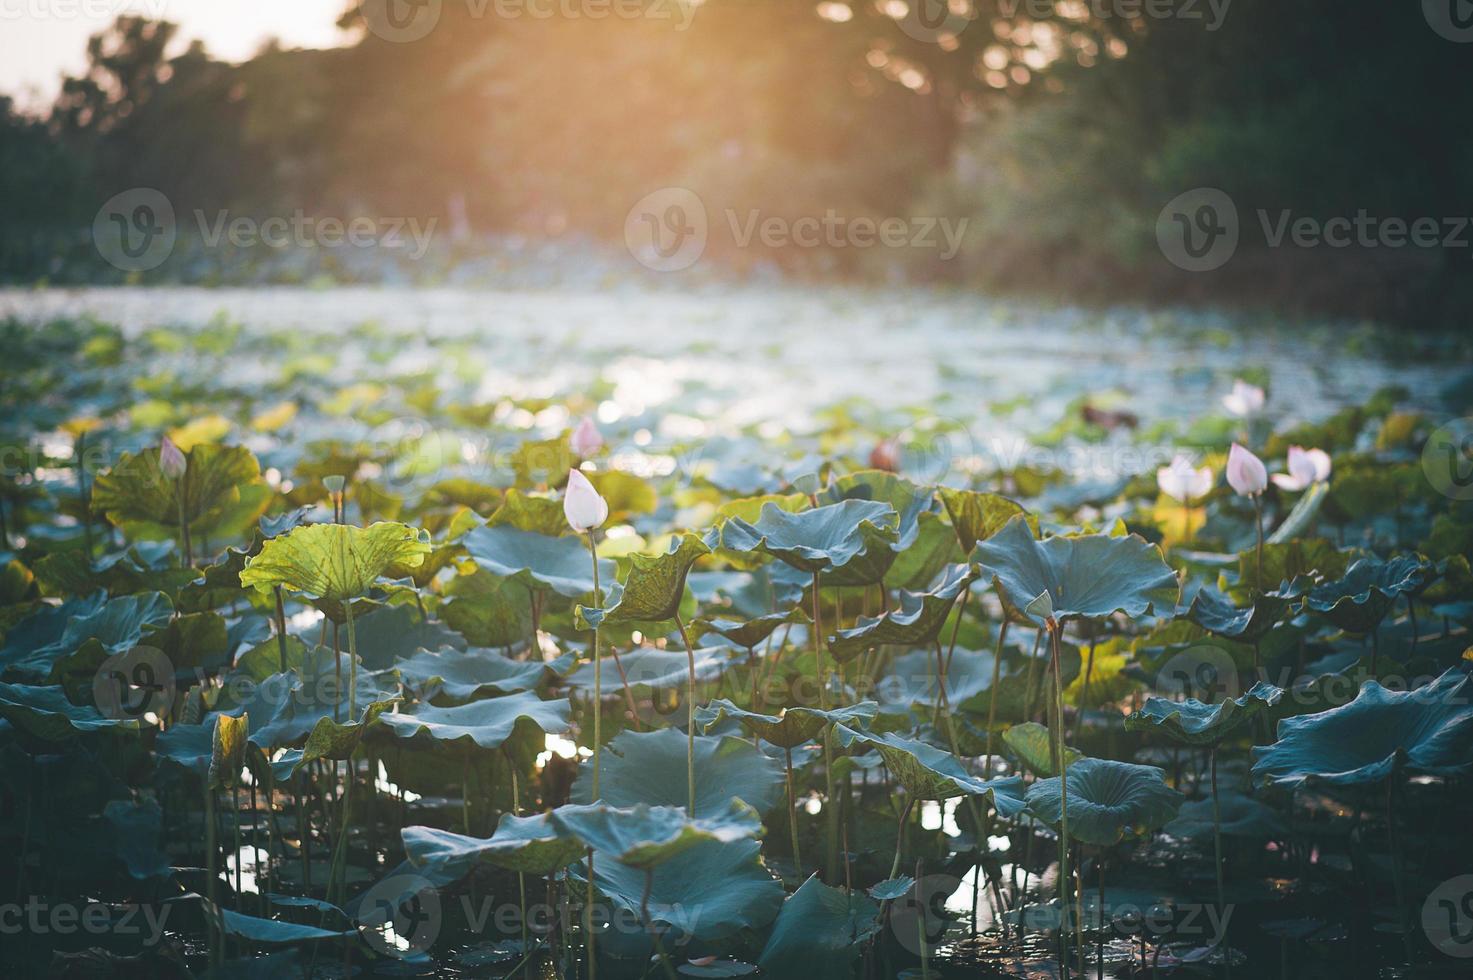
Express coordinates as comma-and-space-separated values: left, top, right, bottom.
563, 468, 609, 532
1226, 443, 1268, 497
1222, 379, 1266, 418
1271, 446, 1332, 491
1156, 454, 1214, 503
159, 436, 187, 480
570, 417, 603, 458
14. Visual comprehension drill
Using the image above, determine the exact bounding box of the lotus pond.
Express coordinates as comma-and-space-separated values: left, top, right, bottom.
1, 285, 1471, 980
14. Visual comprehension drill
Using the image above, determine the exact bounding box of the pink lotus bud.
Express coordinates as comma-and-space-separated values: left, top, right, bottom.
1156, 453, 1214, 503
159, 436, 187, 481
1222, 379, 1266, 418
563, 468, 609, 532
570, 417, 603, 458
1226, 443, 1267, 497
869, 438, 900, 473
1271, 446, 1331, 491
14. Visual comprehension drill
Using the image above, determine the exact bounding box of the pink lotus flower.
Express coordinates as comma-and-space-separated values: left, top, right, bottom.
563, 468, 609, 532
1271, 446, 1331, 491
1156, 454, 1214, 503
869, 437, 900, 473
570, 417, 603, 458
1222, 379, 1266, 418
159, 436, 187, 480
1226, 443, 1267, 497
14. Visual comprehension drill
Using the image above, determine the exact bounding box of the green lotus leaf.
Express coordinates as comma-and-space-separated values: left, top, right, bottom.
32, 542, 199, 598
92, 443, 270, 542
688, 566, 807, 621
836, 727, 1026, 813
827, 563, 975, 663
390, 646, 569, 704
937, 487, 1036, 552
583, 837, 783, 943
1125, 681, 1283, 746
1002, 721, 1083, 778
241, 659, 398, 751
7, 591, 172, 687
462, 524, 614, 599
1251, 668, 1473, 787
1305, 555, 1435, 635
883, 639, 1082, 724
1181, 587, 1291, 642
579, 532, 710, 628
1024, 758, 1184, 846
565, 645, 735, 697
0, 594, 106, 673
484, 489, 570, 537
374, 690, 572, 751
203, 900, 353, 945
867, 875, 915, 901
440, 570, 535, 649
695, 699, 879, 749
155, 720, 217, 777
1163, 791, 1289, 841
404, 812, 583, 878
345, 602, 466, 671
974, 517, 1178, 625
572, 728, 784, 814
757, 874, 881, 980
0, 682, 141, 739
296, 697, 399, 769
694, 607, 808, 650
551, 799, 762, 869
240, 522, 430, 603
1225, 539, 1349, 601
711, 499, 899, 575
817, 471, 938, 587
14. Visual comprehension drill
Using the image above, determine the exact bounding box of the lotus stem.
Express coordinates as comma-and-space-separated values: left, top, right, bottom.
1048, 621, 1073, 977
1074, 635, 1097, 742
78, 432, 93, 558
325, 755, 355, 905
1210, 746, 1228, 979
344, 599, 359, 721
587, 531, 603, 802
642, 868, 679, 980
462, 747, 472, 833
812, 571, 840, 883
274, 586, 289, 674
984, 621, 1009, 776
917, 857, 930, 980
509, 751, 529, 974
1252, 494, 1264, 588
785, 746, 802, 871
1386, 770, 1413, 963
585, 847, 597, 980
205, 785, 222, 970
674, 613, 698, 816
175, 473, 192, 567
884, 796, 916, 911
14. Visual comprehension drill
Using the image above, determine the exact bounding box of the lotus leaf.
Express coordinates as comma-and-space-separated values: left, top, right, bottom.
572, 727, 784, 814
1024, 758, 1184, 846
550, 799, 762, 868
462, 523, 614, 598
695, 699, 879, 748
827, 563, 975, 662
375, 690, 572, 751
757, 874, 880, 980
240, 522, 431, 600
1125, 681, 1283, 746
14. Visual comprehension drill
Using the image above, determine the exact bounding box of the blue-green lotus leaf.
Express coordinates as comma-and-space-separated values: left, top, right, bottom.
0, 682, 141, 739
1, 591, 172, 685
102, 798, 171, 880
295, 698, 398, 769
818, 471, 942, 587
573, 727, 784, 814
694, 606, 808, 651
565, 645, 734, 696
1125, 681, 1283, 746
550, 799, 762, 869
1024, 758, 1184, 846
936, 487, 1036, 552
32, 542, 199, 598
883, 638, 1082, 724
462, 523, 614, 599
236, 657, 398, 750
1002, 721, 1082, 778
1251, 668, 1473, 787
202, 900, 353, 945
867, 875, 915, 901
240, 522, 430, 601
711, 499, 899, 576
579, 532, 710, 628
836, 727, 1026, 813
1305, 555, 1435, 635
389, 646, 569, 704
1181, 587, 1291, 642
440, 570, 535, 649
687, 567, 807, 620
404, 812, 583, 878
695, 699, 879, 749
974, 517, 1178, 625
375, 690, 572, 751
155, 720, 216, 777
1163, 791, 1289, 841
583, 836, 783, 943
347, 602, 466, 671
757, 874, 880, 980
0, 593, 107, 674
827, 563, 975, 663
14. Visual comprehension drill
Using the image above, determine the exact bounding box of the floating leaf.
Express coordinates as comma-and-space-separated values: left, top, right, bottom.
1024, 758, 1183, 846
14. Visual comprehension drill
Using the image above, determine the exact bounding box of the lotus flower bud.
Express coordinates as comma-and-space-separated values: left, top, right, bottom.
869, 438, 900, 473
1226, 443, 1268, 497
570, 417, 603, 458
563, 468, 609, 532
1222, 379, 1266, 418
1271, 446, 1331, 491
1156, 454, 1214, 503
159, 436, 187, 481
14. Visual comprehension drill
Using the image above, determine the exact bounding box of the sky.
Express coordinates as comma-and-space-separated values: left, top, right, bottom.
0, 0, 348, 109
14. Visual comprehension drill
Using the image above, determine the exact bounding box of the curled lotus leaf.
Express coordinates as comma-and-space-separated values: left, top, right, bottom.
757, 873, 881, 980
1125, 681, 1284, 746
578, 531, 710, 628
1024, 758, 1184, 846
1002, 721, 1082, 778
835, 726, 1027, 814
1305, 555, 1435, 635
1181, 587, 1291, 642
374, 690, 572, 752
389, 646, 570, 704
1251, 668, 1473, 787
710, 499, 899, 576
694, 606, 808, 650
572, 727, 785, 815
827, 563, 975, 663
937, 487, 1036, 552
695, 699, 879, 749
403, 813, 583, 878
